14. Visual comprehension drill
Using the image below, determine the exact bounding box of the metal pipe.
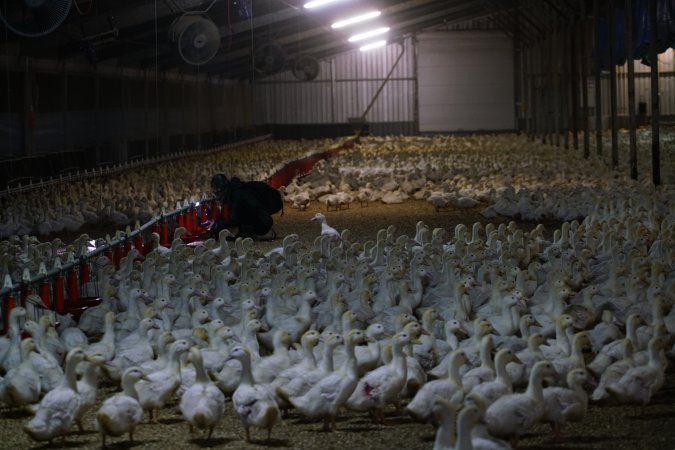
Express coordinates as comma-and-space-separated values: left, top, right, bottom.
648, 0, 661, 185
362, 42, 405, 120
608, 0, 619, 167
570, 22, 579, 150
580, 0, 590, 158
625, 0, 637, 179
593, 0, 603, 157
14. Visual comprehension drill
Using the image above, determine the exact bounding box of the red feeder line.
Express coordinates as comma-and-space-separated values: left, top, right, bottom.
39, 281, 51, 309
113, 245, 123, 269
133, 234, 145, 255
80, 263, 91, 284
68, 269, 80, 307
159, 219, 169, 247
20, 288, 33, 307
123, 239, 133, 255
104, 249, 113, 263
2, 295, 16, 334
177, 211, 185, 228
53, 276, 66, 315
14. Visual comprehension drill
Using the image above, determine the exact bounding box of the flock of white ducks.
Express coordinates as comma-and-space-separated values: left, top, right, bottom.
0, 133, 672, 448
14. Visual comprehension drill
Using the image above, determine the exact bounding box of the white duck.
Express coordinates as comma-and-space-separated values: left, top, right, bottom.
506, 332, 547, 389
310, 212, 341, 240
0, 306, 27, 373
456, 403, 513, 450
23, 319, 64, 393
95, 366, 148, 448
274, 332, 343, 409
84, 311, 117, 361
485, 360, 556, 446
541, 368, 592, 438
587, 313, 644, 377
226, 346, 280, 442
277, 329, 369, 431
104, 317, 158, 381
406, 349, 468, 424
551, 331, 591, 383
252, 329, 293, 384
74, 351, 107, 431
462, 335, 496, 391
346, 331, 411, 423
135, 338, 191, 422
0, 337, 41, 410
606, 335, 667, 407
470, 348, 522, 408
271, 329, 320, 390
23, 347, 87, 443
591, 338, 635, 401
430, 396, 459, 450
180, 346, 226, 440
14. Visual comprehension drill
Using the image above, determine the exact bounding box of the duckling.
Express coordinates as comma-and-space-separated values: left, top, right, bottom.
180, 346, 225, 440
0, 338, 41, 410
252, 329, 293, 384
74, 351, 107, 431
506, 332, 546, 388
551, 331, 591, 383
462, 335, 496, 391
485, 360, 556, 447
95, 367, 148, 447
587, 313, 644, 377
541, 368, 593, 438
606, 336, 667, 407
470, 348, 522, 408
136, 338, 192, 422
23, 348, 87, 444
592, 339, 635, 401
84, 311, 117, 361
0, 306, 27, 371
274, 332, 343, 410
430, 396, 459, 450
277, 329, 369, 431
407, 349, 468, 424
23, 319, 63, 393
226, 346, 280, 442
346, 331, 412, 423
457, 403, 513, 450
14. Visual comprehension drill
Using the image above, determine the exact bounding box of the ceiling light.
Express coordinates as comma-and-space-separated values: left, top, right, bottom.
304, 0, 344, 9
331, 10, 381, 29
359, 40, 387, 52
348, 27, 390, 43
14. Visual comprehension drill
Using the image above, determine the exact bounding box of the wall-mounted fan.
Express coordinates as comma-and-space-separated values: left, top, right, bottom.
169, 14, 221, 66
292, 55, 320, 81
0, 0, 72, 37
254, 42, 286, 76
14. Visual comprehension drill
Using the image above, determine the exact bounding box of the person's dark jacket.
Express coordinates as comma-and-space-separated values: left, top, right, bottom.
212, 177, 273, 237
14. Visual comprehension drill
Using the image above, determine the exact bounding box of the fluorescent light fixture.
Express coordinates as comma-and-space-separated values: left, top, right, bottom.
360, 40, 387, 52
348, 27, 390, 43
304, 0, 344, 9
331, 10, 381, 29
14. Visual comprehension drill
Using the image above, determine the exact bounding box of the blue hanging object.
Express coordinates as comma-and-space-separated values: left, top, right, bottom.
631, 0, 675, 65
234, 0, 251, 19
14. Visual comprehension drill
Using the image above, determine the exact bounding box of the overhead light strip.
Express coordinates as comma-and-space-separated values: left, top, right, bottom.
360, 40, 387, 52
348, 27, 390, 43
304, 0, 345, 9
331, 10, 381, 29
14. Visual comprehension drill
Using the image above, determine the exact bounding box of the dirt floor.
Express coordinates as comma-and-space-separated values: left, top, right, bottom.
1, 200, 674, 450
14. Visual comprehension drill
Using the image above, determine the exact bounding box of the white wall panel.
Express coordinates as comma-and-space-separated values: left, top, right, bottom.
254, 38, 415, 128
417, 31, 515, 132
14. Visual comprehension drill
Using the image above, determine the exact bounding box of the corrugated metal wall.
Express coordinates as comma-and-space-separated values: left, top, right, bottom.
614, 48, 675, 117
254, 37, 416, 135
